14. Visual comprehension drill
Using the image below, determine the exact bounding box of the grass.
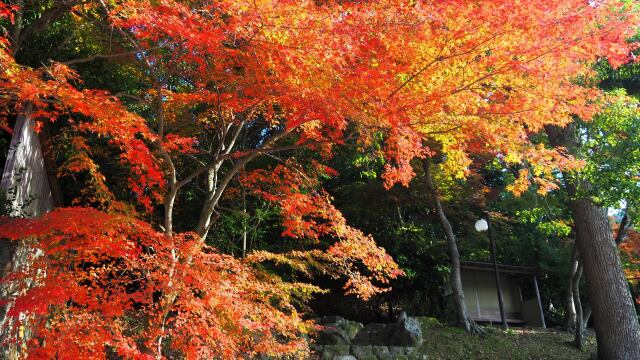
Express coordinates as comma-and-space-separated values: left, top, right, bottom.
415, 318, 596, 360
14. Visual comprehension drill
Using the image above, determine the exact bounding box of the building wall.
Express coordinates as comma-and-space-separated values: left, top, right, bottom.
521, 298, 544, 327
461, 269, 522, 321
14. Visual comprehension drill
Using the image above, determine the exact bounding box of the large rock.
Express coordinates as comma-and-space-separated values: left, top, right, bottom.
321, 345, 350, 360
344, 321, 364, 340
389, 313, 423, 346
350, 345, 377, 360
312, 313, 425, 359
405, 347, 426, 360
351, 323, 393, 345
372, 345, 392, 359
388, 346, 405, 357
318, 324, 351, 345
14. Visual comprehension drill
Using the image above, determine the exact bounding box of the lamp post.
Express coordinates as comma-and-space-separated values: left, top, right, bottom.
475, 214, 508, 329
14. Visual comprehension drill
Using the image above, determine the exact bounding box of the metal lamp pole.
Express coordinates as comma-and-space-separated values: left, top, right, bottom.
486, 212, 508, 329
476, 213, 508, 329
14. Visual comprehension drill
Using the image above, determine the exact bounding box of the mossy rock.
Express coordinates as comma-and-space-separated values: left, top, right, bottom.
414, 317, 440, 330
372, 345, 392, 359
350, 344, 378, 360
344, 321, 364, 340
322, 345, 350, 360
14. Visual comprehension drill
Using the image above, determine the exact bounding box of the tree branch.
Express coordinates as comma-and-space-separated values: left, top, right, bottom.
60, 50, 143, 65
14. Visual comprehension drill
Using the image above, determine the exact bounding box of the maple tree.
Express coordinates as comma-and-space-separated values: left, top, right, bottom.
0, 0, 638, 358
1, 0, 636, 234
0, 208, 312, 359
0, 2, 402, 358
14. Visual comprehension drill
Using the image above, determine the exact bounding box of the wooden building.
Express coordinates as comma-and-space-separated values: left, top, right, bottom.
459, 261, 545, 327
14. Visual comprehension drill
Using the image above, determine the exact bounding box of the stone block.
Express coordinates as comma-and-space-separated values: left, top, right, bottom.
404, 347, 427, 360
344, 321, 364, 340
318, 325, 351, 345
389, 315, 423, 346
352, 323, 392, 345
388, 347, 405, 357
322, 345, 350, 360
404, 347, 416, 355
372, 345, 392, 359
350, 345, 376, 359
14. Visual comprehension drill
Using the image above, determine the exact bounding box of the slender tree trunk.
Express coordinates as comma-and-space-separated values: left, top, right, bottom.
424, 159, 484, 335
194, 130, 287, 239
241, 186, 247, 258
572, 255, 584, 349
583, 303, 592, 329
564, 246, 579, 331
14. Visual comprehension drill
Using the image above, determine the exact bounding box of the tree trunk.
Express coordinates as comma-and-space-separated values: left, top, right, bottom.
424, 159, 484, 335
546, 125, 640, 359
583, 303, 592, 328
572, 256, 584, 349
0, 104, 54, 218
0, 104, 55, 359
563, 246, 579, 331
570, 199, 640, 359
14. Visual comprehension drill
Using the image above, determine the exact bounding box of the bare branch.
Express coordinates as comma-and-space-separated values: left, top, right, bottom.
60, 50, 143, 65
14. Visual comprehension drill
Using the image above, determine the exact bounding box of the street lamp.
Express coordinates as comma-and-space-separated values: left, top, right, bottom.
474, 219, 488, 232
475, 213, 508, 329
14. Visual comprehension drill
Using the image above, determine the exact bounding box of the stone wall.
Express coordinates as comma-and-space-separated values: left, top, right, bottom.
313, 313, 427, 360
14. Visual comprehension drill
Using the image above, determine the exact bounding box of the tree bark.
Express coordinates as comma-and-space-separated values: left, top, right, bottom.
583, 303, 592, 329
424, 159, 484, 335
563, 246, 579, 331
572, 255, 584, 349
546, 125, 640, 359
570, 199, 640, 359
0, 105, 54, 359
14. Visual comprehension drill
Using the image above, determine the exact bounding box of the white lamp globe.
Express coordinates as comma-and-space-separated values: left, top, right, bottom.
475, 219, 488, 232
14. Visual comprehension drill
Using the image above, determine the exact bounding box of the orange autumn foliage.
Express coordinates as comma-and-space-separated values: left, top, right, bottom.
241, 161, 403, 299
0, 52, 165, 211
0, 0, 638, 358
1, 0, 636, 206
0, 208, 310, 359
620, 228, 640, 284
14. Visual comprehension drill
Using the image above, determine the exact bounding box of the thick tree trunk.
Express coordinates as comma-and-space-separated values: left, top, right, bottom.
0, 104, 53, 274
424, 159, 484, 335
570, 199, 640, 359
0, 104, 54, 217
546, 125, 640, 359
0, 104, 55, 359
